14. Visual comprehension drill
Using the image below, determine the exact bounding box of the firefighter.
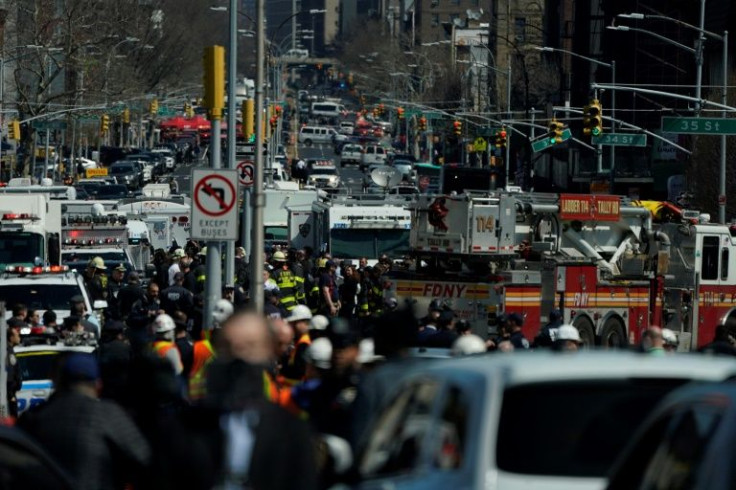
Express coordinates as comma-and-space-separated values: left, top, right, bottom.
85, 256, 108, 302
291, 249, 307, 306
552, 324, 582, 352
151, 313, 183, 375
366, 266, 385, 318
271, 251, 300, 312
280, 305, 314, 384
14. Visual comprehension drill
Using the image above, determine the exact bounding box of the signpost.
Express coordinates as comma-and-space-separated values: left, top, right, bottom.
592, 133, 647, 147
191, 169, 239, 241
473, 137, 487, 153
661, 117, 736, 135
531, 128, 572, 153
237, 160, 255, 187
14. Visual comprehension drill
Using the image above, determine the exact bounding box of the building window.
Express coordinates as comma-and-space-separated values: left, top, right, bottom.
431, 0, 439, 7
431, 14, 440, 27
515, 17, 526, 42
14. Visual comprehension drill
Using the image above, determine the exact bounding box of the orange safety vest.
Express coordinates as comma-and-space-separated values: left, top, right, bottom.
153, 340, 176, 358
282, 333, 312, 385
263, 370, 304, 417
188, 339, 215, 400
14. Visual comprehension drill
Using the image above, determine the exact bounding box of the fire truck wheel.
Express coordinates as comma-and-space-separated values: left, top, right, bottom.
600, 319, 627, 349
572, 318, 595, 348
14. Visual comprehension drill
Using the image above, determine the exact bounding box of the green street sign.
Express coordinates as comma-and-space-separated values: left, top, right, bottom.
423, 111, 443, 120
532, 128, 571, 153
661, 117, 736, 135
592, 133, 647, 147
32, 120, 67, 131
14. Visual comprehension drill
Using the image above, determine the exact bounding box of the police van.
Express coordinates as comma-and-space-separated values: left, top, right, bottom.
310, 102, 346, 120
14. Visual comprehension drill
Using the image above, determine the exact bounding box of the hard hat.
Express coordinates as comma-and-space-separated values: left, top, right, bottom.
429, 299, 443, 311
286, 304, 312, 323
357, 338, 385, 364
316, 258, 328, 269
310, 314, 329, 331
153, 313, 176, 333
212, 299, 234, 327
91, 203, 105, 216
662, 328, 679, 347
555, 324, 582, 343
89, 256, 107, 270
198, 246, 207, 256
306, 337, 332, 369
451, 335, 487, 356
173, 248, 186, 258
272, 250, 287, 262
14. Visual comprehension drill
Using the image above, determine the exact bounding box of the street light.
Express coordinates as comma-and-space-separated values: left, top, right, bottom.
535, 45, 616, 177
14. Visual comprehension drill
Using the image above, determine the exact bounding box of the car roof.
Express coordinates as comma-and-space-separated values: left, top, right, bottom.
416, 352, 736, 385
0, 272, 84, 286
16, 344, 96, 354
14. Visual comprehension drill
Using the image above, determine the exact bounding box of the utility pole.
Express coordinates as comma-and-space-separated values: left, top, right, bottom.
251, 0, 266, 314
225, 0, 238, 288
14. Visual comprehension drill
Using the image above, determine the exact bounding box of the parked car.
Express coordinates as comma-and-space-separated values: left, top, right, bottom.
307, 159, 340, 189
391, 159, 415, 181
606, 382, 736, 490
92, 184, 130, 200
340, 144, 363, 167
353, 352, 736, 490
109, 161, 143, 189
298, 126, 340, 146
360, 145, 388, 171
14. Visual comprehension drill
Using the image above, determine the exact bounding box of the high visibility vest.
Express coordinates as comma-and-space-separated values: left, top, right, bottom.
153, 340, 176, 357
282, 333, 311, 385
273, 267, 298, 311
263, 370, 304, 417
188, 339, 215, 400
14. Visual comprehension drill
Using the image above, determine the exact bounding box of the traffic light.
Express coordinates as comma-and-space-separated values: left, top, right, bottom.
548, 119, 564, 144
397, 107, 405, 120
243, 99, 254, 140
149, 99, 159, 117
586, 99, 603, 137
499, 127, 507, 148
270, 116, 277, 132
418, 117, 427, 131
373, 106, 379, 118
122, 108, 130, 124
453, 120, 462, 135
203, 45, 225, 119
7, 120, 20, 141
100, 114, 110, 134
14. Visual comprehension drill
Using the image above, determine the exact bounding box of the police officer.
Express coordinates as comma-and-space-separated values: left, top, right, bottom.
271, 251, 301, 312
507, 313, 530, 349
161, 272, 194, 317
106, 264, 127, 320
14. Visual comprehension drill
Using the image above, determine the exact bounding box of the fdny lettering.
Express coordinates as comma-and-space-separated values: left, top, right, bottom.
572, 292, 589, 307
422, 283, 467, 298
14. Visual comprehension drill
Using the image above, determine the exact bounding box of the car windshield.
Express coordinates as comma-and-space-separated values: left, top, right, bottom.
496, 379, 691, 477
331, 229, 409, 259
0, 284, 83, 311
110, 164, 134, 174
393, 160, 413, 167
0, 232, 44, 266
18, 351, 63, 381
93, 185, 128, 199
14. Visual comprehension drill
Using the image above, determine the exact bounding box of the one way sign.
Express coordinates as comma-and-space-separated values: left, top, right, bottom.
191, 169, 239, 241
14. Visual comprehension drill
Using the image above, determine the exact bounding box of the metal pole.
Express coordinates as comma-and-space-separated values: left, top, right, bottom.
609, 61, 616, 193
204, 118, 223, 325
225, 0, 238, 287
0, 305, 7, 418
719, 30, 728, 224
504, 54, 512, 188
694, 0, 705, 114
251, 0, 266, 314
44, 129, 49, 179
311, 15, 315, 56
292, 0, 298, 51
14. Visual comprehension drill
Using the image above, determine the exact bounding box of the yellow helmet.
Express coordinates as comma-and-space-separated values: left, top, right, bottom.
316, 258, 328, 269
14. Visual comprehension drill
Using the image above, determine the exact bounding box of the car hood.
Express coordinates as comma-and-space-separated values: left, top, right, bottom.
491, 472, 606, 490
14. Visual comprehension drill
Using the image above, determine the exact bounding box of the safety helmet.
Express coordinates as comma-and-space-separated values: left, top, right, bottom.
89, 256, 107, 270
310, 314, 329, 331
357, 338, 385, 364
154, 313, 176, 333
555, 324, 582, 343
316, 258, 328, 269
450, 335, 487, 356
212, 299, 234, 327
272, 250, 287, 262
662, 328, 679, 347
306, 337, 332, 369
173, 248, 186, 258
198, 246, 207, 256
286, 304, 313, 323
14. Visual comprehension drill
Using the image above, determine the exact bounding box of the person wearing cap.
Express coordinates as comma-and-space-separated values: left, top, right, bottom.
338, 263, 359, 319
69, 295, 100, 337
98, 320, 132, 403
281, 305, 314, 384
161, 271, 194, 317
17, 353, 150, 490
507, 312, 530, 349
662, 328, 679, 354
271, 250, 301, 312
84, 256, 108, 302
533, 309, 563, 349
6, 326, 21, 417
105, 264, 128, 320
151, 313, 183, 375
552, 324, 583, 352
168, 248, 186, 286
264, 289, 288, 320
188, 300, 232, 401
319, 259, 340, 317
116, 272, 146, 320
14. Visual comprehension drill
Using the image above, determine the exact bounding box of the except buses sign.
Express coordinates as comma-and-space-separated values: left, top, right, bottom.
559, 194, 621, 222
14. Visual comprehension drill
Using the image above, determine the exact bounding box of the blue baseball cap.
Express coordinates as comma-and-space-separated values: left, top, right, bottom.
61, 353, 100, 382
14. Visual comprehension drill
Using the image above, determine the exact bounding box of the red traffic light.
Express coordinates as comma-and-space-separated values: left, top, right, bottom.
500, 130, 507, 138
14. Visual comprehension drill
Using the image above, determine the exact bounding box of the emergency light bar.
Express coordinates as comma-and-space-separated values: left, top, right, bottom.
4, 265, 69, 274
62, 215, 127, 226
64, 238, 123, 246
1, 213, 40, 221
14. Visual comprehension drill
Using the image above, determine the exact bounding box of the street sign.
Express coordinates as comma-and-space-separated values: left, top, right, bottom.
661, 117, 736, 135
32, 120, 67, 131
237, 160, 255, 187
191, 169, 239, 241
592, 133, 647, 147
473, 137, 487, 152
423, 111, 443, 120
531, 128, 572, 153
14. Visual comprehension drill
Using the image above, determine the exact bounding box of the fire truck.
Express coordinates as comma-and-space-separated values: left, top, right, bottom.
388, 191, 709, 348
0, 194, 62, 270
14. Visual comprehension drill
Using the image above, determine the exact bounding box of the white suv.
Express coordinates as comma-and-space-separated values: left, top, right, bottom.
298, 126, 339, 146
360, 145, 388, 171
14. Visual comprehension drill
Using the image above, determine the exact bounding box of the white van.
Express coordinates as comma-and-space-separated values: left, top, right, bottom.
284, 48, 309, 59
298, 126, 339, 146
311, 102, 346, 120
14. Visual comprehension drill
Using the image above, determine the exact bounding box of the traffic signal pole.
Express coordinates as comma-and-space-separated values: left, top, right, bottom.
224, 0, 238, 288
251, 0, 266, 314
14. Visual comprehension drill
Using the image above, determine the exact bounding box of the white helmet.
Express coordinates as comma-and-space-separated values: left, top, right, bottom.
154, 314, 176, 333
450, 335, 487, 356
310, 314, 329, 331
555, 324, 582, 343
662, 328, 679, 347
213, 299, 234, 327
306, 337, 332, 369
286, 304, 313, 323
357, 338, 385, 364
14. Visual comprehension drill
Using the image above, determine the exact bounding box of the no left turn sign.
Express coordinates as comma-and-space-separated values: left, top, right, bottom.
237, 160, 255, 187
191, 169, 239, 241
